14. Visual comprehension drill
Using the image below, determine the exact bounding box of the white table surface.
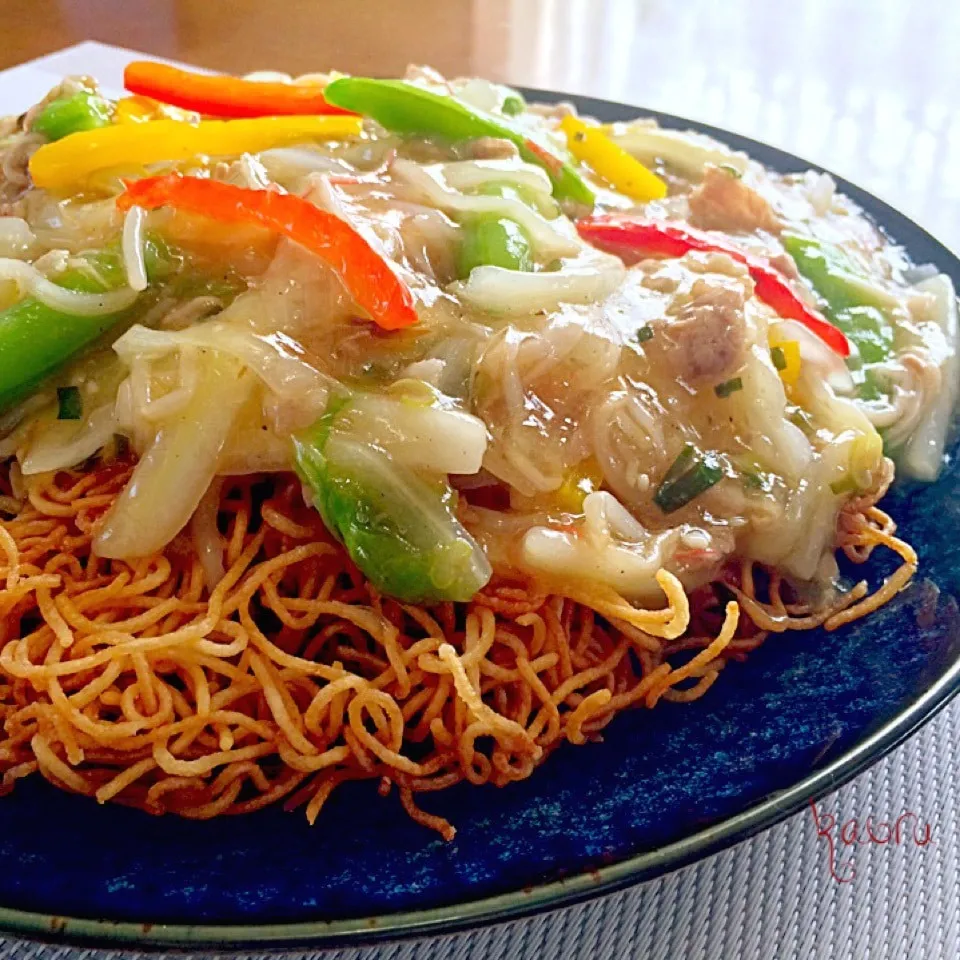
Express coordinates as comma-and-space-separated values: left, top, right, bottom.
0, 35, 957, 960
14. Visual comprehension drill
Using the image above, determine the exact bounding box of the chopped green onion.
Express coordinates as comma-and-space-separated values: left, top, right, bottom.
660, 444, 695, 486
718, 163, 742, 179
57, 386, 82, 420
830, 475, 859, 496
771, 345, 787, 371
714, 376, 743, 398
654, 445, 724, 514
742, 469, 772, 492
786, 404, 815, 435
637, 324, 654, 343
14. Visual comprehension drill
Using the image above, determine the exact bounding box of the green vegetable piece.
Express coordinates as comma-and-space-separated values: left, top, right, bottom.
636, 324, 654, 343
771, 345, 787, 371
458, 216, 533, 278
56, 385, 82, 420
654, 445, 724, 514
0, 242, 178, 414
501, 93, 525, 117
293, 400, 492, 602
714, 376, 743, 398
323, 77, 595, 207
32, 90, 113, 141
0, 262, 129, 414
782, 233, 895, 368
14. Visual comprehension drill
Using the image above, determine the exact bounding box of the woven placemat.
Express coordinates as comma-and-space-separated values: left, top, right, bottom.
0, 697, 953, 960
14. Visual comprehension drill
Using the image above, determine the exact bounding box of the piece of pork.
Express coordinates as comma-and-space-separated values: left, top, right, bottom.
654, 277, 748, 384
688, 164, 781, 235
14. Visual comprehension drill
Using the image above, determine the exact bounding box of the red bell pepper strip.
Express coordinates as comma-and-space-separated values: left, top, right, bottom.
124, 61, 354, 119
118, 174, 417, 331
576, 216, 851, 357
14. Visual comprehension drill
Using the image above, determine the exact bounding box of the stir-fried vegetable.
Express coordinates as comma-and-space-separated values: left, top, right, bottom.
124, 61, 354, 118
0, 247, 163, 414
322, 77, 595, 207
603, 123, 750, 179
293, 397, 492, 602
29, 115, 362, 191
902, 274, 959, 480
118, 173, 418, 330
450, 246, 626, 315
560, 116, 666, 202
458, 215, 532, 278
32, 90, 112, 141
391, 159, 575, 259
577, 216, 851, 357
56, 386, 82, 420
770, 340, 801, 387
654, 445, 725, 513
95, 353, 254, 558
781, 233, 894, 390
714, 377, 743, 398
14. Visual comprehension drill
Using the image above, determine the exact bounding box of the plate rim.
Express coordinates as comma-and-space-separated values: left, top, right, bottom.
2, 86, 959, 949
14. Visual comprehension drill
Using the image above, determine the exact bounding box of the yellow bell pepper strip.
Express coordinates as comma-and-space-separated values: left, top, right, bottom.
769, 339, 801, 388
117, 173, 418, 331
113, 95, 199, 124
28, 115, 362, 192
559, 116, 667, 202
322, 77, 595, 208
124, 61, 355, 119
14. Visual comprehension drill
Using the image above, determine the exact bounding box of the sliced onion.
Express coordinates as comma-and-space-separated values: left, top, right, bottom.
450, 250, 626, 316
94, 354, 255, 559
20, 404, 117, 475
350, 395, 488, 475
113, 322, 333, 408
122, 205, 148, 292
0, 218, 39, 259
0, 259, 138, 315
190, 478, 226, 591
260, 147, 353, 180
902, 274, 959, 480
437, 158, 552, 198
392, 158, 579, 259
521, 524, 675, 603
607, 123, 749, 178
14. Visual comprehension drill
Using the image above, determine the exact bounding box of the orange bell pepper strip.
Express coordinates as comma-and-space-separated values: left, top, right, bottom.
118, 174, 418, 331
124, 61, 354, 119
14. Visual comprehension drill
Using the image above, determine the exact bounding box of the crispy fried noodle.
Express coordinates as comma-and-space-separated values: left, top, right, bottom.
0, 460, 914, 839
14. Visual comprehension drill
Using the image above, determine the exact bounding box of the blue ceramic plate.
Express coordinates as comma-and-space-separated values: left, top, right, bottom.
1, 91, 958, 950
